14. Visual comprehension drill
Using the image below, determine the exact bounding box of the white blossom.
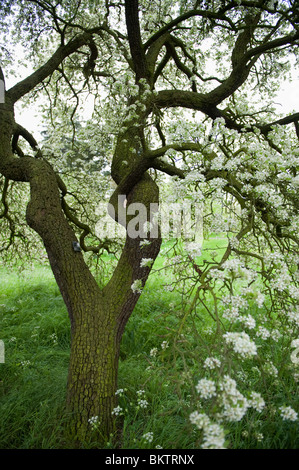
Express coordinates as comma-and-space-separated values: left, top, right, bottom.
279, 406, 298, 421
137, 399, 148, 409
150, 347, 158, 357
195, 378, 217, 399
242, 315, 256, 330
140, 258, 154, 268
271, 329, 282, 342
131, 279, 143, 294
248, 392, 266, 412
142, 432, 154, 443
256, 326, 271, 340
203, 357, 221, 370
189, 411, 210, 429
223, 332, 257, 358
219, 375, 249, 422
112, 406, 123, 416
221, 403, 249, 422
185, 242, 202, 258
287, 308, 299, 327
255, 433, 264, 442
201, 423, 226, 449
88, 415, 99, 429
264, 361, 278, 377
290, 340, 299, 365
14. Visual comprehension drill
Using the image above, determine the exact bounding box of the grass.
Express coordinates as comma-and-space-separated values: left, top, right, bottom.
0, 237, 298, 449
0, 266, 70, 448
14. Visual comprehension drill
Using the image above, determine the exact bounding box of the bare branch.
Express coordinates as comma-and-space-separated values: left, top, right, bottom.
12, 124, 43, 158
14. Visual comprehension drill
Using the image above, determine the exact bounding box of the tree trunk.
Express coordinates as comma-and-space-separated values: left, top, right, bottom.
1, 82, 161, 448
65, 297, 119, 444
23, 159, 159, 445
22, 151, 162, 446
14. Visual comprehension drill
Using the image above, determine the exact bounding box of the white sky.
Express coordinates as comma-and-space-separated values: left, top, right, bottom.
273, 77, 299, 114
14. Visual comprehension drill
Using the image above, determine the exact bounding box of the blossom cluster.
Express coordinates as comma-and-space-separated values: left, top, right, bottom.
223, 332, 257, 358
189, 411, 226, 449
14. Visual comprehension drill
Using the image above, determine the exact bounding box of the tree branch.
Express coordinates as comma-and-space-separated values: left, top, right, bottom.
153, 50, 171, 84
0, 177, 16, 251
153, 89, 240, 129
258, 112, 299, 134
244, 30, 299, 62
165, 40, 197, 92
144, 9, 236, 51
12, 124, 42, 158
6, 32, 92, 103
124, 0, 148, 81
151, 159, 185, 178
145, 142, 203, 159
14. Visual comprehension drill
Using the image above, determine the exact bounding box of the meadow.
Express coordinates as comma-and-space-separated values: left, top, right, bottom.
0, 236, 298, 449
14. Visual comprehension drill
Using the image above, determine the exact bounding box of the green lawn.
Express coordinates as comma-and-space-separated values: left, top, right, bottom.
0, 238, 298, 449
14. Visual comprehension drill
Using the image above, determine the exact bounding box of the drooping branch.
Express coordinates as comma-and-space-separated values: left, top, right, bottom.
244, 30, 299, 62
82, 37, 99, 82
199, 15, 298, 108
0, 177, 11, 222
60, 196, 115, 254
6, 32, 94, 103
155, 119, 166, 147
165, 40, 197, 92
12, 124, 42, 158
0, 177, 15, 252
153, 50, 171, 84
53, 171, 116, 255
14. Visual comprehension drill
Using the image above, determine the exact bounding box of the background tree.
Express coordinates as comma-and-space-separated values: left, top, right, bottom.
0, 0, 298, 445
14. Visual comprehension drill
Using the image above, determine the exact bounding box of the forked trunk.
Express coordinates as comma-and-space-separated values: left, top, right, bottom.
24, 158, 161, 445
65, 296, 120, 444
1, 93, 161, 447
